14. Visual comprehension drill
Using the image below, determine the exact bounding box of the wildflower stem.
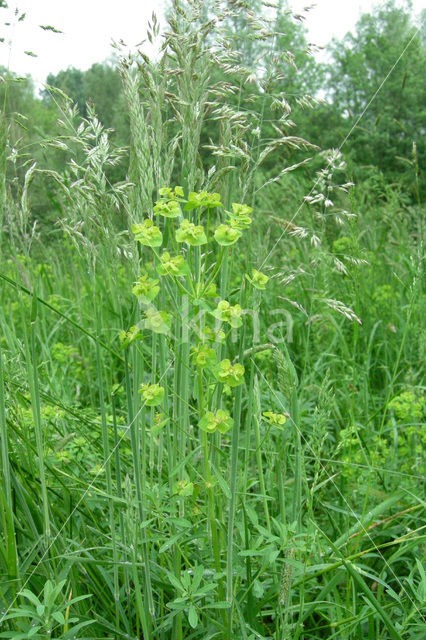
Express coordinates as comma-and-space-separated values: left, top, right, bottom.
254, 375, 271, 532
226, 282, 246, 636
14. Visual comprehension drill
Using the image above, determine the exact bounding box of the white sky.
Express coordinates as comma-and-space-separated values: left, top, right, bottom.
0, 0, 424, 87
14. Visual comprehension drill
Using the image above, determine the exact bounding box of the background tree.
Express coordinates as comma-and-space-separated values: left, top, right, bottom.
325, 0, 426, 200
43, 61, 124, 133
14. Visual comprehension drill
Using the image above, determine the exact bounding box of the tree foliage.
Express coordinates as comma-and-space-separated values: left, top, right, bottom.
327, 0, 426, 199
0, 0, 424, 237
43, 61, 124, 132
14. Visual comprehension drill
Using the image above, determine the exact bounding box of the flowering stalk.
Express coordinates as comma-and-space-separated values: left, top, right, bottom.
126, 186, 270, 635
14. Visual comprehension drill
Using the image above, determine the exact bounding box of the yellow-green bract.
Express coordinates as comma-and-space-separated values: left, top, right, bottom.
211, 300, 243, 328
226, 202, 253, 229
144, 308, 172, 335
132, 274, 160, 303
214, 224, 242, 246
191, 345, 217, 368
214, 359, 245, 387
157, 251, 190, 277
184, 190, 222, 210
246, 269, 269, 290
174, 479, 194, 496
175, 219, 207, 246
154, 199, 182, 218
199, 409, 234, 434
139, 383, 165, 407
263, 411, 287, 429
119, 325, 141, 347
132, 220, 163, 247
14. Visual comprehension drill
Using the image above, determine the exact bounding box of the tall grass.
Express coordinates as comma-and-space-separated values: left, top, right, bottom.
0, 1, 425, 639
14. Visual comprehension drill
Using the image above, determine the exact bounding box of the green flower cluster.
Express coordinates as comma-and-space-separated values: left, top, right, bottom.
211, 300, 243, 328
226, 202, 253, 229
191, 344, 217, 368
132, 220, 163, 247
199, 409, 233, 434
174, 479, 194, 496
159, 186, 185, 200
119, 325, 141, 347
388, 390, 424, 421
176, 219, 207, 246
214, 359, 245, 387
154, 186, 185, 218
132, 189, 257, 261
151, 412, 169, 436
157, 251, 189, 277
246, 269, 269, 290
154, 199, 181, 218
201, 326, 225, 344
132, 273, 160, 304
185, 190, 222, 210
214, 224, 242, 246
139, 383, 165, 407
127, 188, 266, 453
263, 411, 287, 429
144, 307, 172, 335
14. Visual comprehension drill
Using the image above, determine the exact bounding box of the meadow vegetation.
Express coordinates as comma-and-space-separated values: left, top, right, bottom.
0, 1, 425, 639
